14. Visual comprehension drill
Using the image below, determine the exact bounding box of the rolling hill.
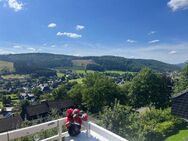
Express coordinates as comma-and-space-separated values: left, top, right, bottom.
176, 63, 186, 68
0, 53, 180, 73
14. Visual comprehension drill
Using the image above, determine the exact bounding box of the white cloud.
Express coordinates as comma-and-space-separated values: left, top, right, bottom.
63, 44, 69, 48
56, 32, 82, 39
168, 0, 188, 11
7, 0, 23, 12
74, 54, 81, 56
48, 23, 57, 28
27, 47, 36, 52
148, 31, 156, 35
13, 45, 22, 49
148, 40, 160, 44
127, 39, 136, 43
0, 48, 15, 54
76, 25, 85, 31
169, 50, 177, 54
51, 45, 56, 47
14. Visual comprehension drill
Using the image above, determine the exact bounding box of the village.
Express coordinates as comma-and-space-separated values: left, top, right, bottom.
0, 69, 136, 123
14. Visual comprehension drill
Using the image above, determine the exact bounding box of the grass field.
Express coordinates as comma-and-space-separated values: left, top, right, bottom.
1, 74, 28, 79
69, 78, 83, 84
57, 72, 65, 78
6, 94, 19, 100
105, 70, 127, 74
74, 69, 134, 75
3, 94, 20, 106
0, 60, 15, 73
12, 99, 20, 105
72, 59, 94, 67
74, 69, 95, 74
105, 70, 136, 75
165, 129, 188, 141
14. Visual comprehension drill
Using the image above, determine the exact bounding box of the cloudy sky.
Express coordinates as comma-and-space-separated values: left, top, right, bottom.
0, 0, 188, 64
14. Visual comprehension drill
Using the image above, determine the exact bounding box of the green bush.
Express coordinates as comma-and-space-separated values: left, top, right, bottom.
99, 103, 186, 141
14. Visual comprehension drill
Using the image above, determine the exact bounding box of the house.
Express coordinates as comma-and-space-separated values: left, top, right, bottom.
46, 100, 64, 113
25, 103, 49, 120
3, 107, 14, 112
27, 93, 35, 101
25, 100, 74, 120
20, 93, 35, 102
0, 107, 14, 119
0, 115, 22, 133
39, 84, 50, 92
172, 88, 188, 120
20, 93, 27, 99
46, 100, 74, 112
61, 100, 74, 109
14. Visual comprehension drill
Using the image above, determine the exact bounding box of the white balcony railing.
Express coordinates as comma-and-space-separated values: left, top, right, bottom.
0, 117, 128, 141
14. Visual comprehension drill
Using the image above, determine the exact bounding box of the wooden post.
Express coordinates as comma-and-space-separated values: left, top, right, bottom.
58, 119, 62, 141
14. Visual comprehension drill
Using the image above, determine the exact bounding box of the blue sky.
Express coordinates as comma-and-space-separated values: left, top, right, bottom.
0, 0, 188, 64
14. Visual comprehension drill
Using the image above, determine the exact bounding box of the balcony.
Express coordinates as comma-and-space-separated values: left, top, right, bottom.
0, 118, 128, 141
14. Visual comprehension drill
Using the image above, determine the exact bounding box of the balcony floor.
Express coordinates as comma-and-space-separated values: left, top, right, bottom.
65, 130, 108, 141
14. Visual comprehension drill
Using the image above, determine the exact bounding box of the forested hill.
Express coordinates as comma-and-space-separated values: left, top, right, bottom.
0, 53, 180, 73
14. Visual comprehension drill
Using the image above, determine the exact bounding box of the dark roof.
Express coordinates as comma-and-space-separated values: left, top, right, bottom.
47, 100, 74, 110
172, 89, 188, 119
47, 100, 63, 111
0, 115, 22, 133
26, 100, 74, 117
26, 103, 49, 117
62, 100, 74, 108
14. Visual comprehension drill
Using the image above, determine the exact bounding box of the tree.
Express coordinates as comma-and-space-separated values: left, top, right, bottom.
39, 93, 54, 101
82, 73, 121, 113
99, 100, 132, 137
20, 100, 30, 119
52, 84, 67, 100
174, 64, 188, 93
2, 96, 12, 106
32, 88, 43, 98
68, 84, 83, 106
50, 108, 60, 120
129, 68, 171, 108
119, 81, 131, 105
155, 74, 172, 108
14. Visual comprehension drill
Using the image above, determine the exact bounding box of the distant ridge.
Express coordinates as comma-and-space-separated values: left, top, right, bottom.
0, 53, 180, 73
176, 63, 186, 68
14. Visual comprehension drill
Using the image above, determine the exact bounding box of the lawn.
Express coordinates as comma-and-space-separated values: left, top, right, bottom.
69, 78, 83, 84
6, 94, 19, 100
104, 70, 136, 75
12, 99, 20, 106
57, 72, 65, 78
165, 129, 188, 141
74, 69, 135, 75
3, 94, 20, 106
74, 69, 95, 74
1, 74, 28, 79
104, 70, 127, 74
